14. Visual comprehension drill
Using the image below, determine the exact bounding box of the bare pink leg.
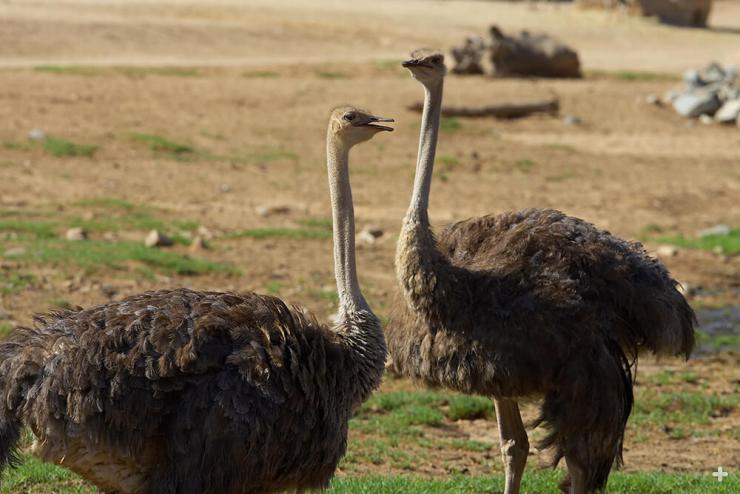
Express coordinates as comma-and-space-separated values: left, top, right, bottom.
494, 398, 529, 494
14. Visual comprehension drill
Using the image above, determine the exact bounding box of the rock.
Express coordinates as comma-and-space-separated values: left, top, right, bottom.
562, 115, 581, 125
683, 69, 703, 88
28, 129, 46, 141
197, 225, 214, 240
656, 245, 679, 258
65, 227, 87, 241
645, 94, 661, 106
698, 114, 713, 125
697, 224, 730, 238
714, 99, 740, 123
661, 90, 680, 105
219, 184, 232, 193
358, 225, 384, 245
451, 36, 487, 75
100, 284, 118, 298
189, 235, 209, 252
144, 230, 173, 248
673, 91, 721, 118
489, 25, 581, 78
255, 205, 291, 217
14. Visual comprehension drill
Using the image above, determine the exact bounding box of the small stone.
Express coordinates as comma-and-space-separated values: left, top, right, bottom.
100, 284, 118, 298
219, 184, 232, 193
189, 235, 209, 252
144, 230, 172, 248
65, 227, 87, 241
358, 226, 384, 246
255, 205, 292, 217
697, 224, 730, 238
562, 115, 581, 125
645, 94, 661, 106
714, 99, 740, 123
673, 91, 721, 118
197, 225, 214, 240
28, 129, 46, 141
698, 114, 713, 125
656, 245, 679, 257
361, 225, 384, 239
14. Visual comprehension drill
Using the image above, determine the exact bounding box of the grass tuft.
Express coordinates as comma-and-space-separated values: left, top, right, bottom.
42, 138, 98, 158
440, 117, 462, 132
657, 229, 740, 255
130, 133, 194, 157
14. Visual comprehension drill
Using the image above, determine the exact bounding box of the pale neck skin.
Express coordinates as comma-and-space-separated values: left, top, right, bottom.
326, 130, 386, 405
326, 137, 369, 316
407, 79, 443, 225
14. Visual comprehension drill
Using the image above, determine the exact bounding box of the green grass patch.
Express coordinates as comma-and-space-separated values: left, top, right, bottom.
0, 323, 14, 338
695, 330, 740, 351
0, 271, 37, 295
130, 133, 194, 158
329, 471, 738, 494
657, 229, 740, 255
71, 197, 137, 211
0, 220, 56, 239
33, 65, 99, 76
42, 138, 98, 158
316, 71, 351, 79
296, 217, 333, 230
648, 370, 701, 386
5, 240, 235, 276
587, 69, 678, 82
446, 395, 493, 421
2, 141, 33, 151
225, 227, 332, 240
440, 117, 462, 132
243, 70, 280, 78
1, 453, 95, 494
514, 159, 536, 173
632, 391, 738, 426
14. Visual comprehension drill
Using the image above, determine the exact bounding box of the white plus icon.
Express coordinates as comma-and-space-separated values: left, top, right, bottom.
713, 467, 728, 482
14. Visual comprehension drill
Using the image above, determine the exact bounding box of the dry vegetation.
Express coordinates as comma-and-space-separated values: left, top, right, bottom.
0, 1, 738, 492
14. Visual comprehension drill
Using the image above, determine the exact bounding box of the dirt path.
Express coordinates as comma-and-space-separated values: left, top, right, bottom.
2, 0, 740, 70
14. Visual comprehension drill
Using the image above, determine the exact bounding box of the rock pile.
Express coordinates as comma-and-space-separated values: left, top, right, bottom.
451, 25, 581, 79
662, 63, 740, 125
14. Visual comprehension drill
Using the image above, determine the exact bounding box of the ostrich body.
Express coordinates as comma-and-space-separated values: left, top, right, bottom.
387, 50, 695, 494
0, 107, 393, 494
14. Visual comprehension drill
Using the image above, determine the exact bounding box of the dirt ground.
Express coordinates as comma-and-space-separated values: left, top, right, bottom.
0, 0, 738, 480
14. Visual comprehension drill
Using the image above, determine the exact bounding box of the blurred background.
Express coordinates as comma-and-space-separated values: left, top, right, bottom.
0, 1, 738, 492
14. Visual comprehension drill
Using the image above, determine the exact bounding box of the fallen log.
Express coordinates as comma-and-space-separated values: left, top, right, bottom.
407, 98, 559, 119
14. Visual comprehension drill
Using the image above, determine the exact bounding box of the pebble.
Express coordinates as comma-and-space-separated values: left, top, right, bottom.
255, 205, 292, 217
644, 94, 661, 106
189, 235, 209, 252
358, 225, 384, 245
698, 114, 714, 125
673, 91, 721, 118
220, 184, 232, 193
714, 99, 740, 123
28, 129, 46, 141
697, 224, 730, 238
656, 245, 679, 257
144, 230, 173, 248
562, 115, 581, 125
65, 227, 88, 241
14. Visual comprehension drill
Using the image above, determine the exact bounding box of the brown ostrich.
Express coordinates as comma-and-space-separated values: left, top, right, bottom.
387, 49, 695, 494
0, 107, 393, 494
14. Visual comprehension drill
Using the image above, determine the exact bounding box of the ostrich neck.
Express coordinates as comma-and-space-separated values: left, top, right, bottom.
326, 135, 386, 404
407, 80, 443, 224
397, 78, 459, 321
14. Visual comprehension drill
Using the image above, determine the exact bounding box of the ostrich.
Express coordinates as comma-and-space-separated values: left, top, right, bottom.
387, 49, 695, 494
0, 107, 393, 494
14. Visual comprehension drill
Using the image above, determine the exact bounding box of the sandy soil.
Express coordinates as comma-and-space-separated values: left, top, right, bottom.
0, 0, 738, 478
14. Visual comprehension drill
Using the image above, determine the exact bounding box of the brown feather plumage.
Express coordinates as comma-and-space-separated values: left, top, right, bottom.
389, 208, 696, 491
0, 288, 381, 493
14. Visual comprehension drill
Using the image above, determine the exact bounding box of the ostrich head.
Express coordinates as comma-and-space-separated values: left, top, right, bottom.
328, 106, 394, 147
402, 49, 446, 86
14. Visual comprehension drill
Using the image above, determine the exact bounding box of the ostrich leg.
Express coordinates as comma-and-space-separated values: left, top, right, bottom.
494, 398, 529, 494
565, 456, 587, 494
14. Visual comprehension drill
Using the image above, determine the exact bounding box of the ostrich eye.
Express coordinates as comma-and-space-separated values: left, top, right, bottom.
344, 113, 356, 121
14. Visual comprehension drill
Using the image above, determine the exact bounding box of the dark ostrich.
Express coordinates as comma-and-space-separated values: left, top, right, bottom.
387, 50, 695, 494
0, 107, 394, 494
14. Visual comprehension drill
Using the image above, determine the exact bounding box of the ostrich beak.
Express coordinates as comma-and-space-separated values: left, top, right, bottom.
402, 59, 431, 69
362, 116, 394, 132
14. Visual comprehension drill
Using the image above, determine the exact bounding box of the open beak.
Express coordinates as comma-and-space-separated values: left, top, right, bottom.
402, 59, 431, 69
362, 116, 394, 132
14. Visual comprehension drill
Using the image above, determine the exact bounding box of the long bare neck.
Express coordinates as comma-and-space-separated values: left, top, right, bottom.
326, 138, 368, 316
407, 80, 443, 225
396, 78, 460, 323
326, 133, 386, 405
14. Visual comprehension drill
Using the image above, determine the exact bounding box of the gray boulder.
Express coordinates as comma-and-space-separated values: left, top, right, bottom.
673, 91, 721, 118
715, 99, 740, 123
